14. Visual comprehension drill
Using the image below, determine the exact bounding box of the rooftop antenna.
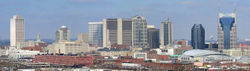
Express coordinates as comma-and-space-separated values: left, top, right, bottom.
166, 17, 170, 22
233, 8, 236, 14
15, 8, 18, 15
218, 7, 221, 14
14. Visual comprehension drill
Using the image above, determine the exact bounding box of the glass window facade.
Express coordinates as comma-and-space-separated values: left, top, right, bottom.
191, 24, 205, 49
163, 24, 170, 45
220, 17, 235, 49
88, 23, 103, 47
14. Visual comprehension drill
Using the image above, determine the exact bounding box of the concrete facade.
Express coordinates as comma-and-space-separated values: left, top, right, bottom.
103, 18, 132, 48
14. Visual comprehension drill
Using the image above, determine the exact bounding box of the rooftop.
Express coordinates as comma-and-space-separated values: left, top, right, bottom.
183, 49, 221, 57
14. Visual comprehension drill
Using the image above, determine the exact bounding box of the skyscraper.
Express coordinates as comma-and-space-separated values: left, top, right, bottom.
191, 24, 205, 49
56, 26, 70, 42
132, 16, 148, 48
88, 22, 103, 47
147, 25, 160, 48
10, 15, 24, 47
103, 18, 132, 47
218, 11, 237, 50
160, 18, 173, 47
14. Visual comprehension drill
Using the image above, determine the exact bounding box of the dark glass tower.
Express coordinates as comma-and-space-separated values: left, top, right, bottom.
147, 26, 160, 48
191, 24, 205, 49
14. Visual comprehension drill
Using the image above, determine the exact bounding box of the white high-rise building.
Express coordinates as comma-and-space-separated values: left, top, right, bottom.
10, 15, 25, 47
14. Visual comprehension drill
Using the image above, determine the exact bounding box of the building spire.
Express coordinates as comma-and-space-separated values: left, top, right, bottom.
233, 8, 236, 14
37, 33, 41, 42
166, 17, 170, 22
218, 7, 221, 14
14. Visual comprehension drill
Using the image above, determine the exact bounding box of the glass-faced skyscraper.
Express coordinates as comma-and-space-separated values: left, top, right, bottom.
88, 22, 103, 47
160, 18, 173, 48
218, 11, 237, 50
147, 25, 159, 48
191, 24, 205, 49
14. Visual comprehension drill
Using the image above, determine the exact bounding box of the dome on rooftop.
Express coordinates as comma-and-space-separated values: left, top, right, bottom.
183, 49, 221, 57
61, 26, 67, 28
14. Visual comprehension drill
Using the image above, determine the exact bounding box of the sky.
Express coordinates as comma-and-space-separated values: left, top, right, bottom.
0, 0, 250, 40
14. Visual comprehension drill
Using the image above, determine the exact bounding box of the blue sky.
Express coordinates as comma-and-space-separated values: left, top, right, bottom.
0, 0, 250, 40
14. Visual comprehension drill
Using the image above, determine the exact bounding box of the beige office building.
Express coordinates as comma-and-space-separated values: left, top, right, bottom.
160, 18, 173, 48
103, 18, 132, 48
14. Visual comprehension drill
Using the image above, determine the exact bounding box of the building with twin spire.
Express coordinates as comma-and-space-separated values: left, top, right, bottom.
218, 10, 237, 50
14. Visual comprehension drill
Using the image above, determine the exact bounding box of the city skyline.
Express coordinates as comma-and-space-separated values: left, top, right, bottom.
1, 0, 250, 40
1, 1, 250, 70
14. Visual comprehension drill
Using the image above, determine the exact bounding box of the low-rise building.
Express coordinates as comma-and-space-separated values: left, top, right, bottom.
98, 48, 133, 57
48, 41, 89, 54
8, 46, 41, 61
134, 52, 147, 60
222, 48, 250, 57
0, 48, 7, 56
32, 55, 95, 67
16, 34, 46, 49
153, 45, 192, 55
175, 40, 188, 47
179, 49, 233, 63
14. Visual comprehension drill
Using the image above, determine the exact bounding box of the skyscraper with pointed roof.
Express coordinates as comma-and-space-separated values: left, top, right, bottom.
218, 10, 237, 50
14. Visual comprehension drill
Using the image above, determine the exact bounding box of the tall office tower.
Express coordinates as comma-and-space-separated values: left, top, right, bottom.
10, 15, 25, 47
218, 11, 237, 50
191, 24, 205, 49
160, 18, 173, 47
103, 18, 132, 47
131, 16, 148, 48
147, 25, 160, 48
88, 22, 103, 47
55, 26, 70, 42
